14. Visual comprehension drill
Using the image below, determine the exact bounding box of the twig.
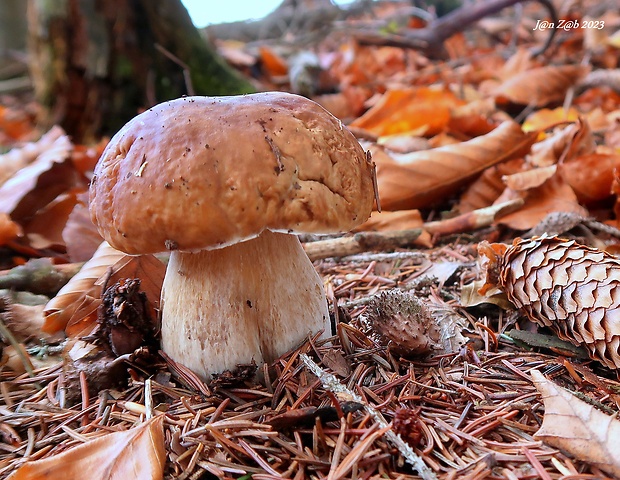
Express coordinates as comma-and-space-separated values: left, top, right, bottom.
303, 229, 423, 261
0, 315, 36, 377
154, 43, 195, 96
299, 353, 438, 480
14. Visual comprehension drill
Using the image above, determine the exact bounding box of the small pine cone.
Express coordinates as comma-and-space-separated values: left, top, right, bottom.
478, 235, 620, 370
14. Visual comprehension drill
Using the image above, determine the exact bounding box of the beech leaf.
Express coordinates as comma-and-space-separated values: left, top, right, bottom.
350, 87, 465, 137
374, 121, 535, 211
0, 126, 66, 186
531, 369, 620, 478
494, 65, 590, 107
7, 415, 166, 480
0, 132, 80, 220
42, 242, 126, 334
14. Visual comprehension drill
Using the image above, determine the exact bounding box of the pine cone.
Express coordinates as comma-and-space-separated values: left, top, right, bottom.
478, 235, 620, 370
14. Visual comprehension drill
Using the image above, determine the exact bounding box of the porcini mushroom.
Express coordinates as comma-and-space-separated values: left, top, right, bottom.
89, 92, 375, 380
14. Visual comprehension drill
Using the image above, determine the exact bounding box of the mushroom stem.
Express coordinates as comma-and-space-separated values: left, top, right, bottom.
160, 230, 331, 381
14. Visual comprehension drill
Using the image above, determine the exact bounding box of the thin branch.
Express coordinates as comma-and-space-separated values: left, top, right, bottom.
300, 353, 438, 480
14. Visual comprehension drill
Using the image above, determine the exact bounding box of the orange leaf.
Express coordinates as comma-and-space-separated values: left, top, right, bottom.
259, 46, 288, 77
0, 212, 21, 246
502, 165, 557, 191
528, 119, 595, 167
350, 87, 465, 137
374, 121, 535, 211
496, 175, 588, 230
62, 193, 104, 262
42, 242, 125, 334
494, 65, 590, 107
560, 152, 620, 204
458, 158, 526, 212
355, 209, 423, 231
7, 416, 165, 480
23, 191, 80, 250
522, 107, 580, 132
0, 132, 81, 221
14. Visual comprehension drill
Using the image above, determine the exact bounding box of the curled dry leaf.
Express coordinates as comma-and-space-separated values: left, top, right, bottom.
7, 415, 166, 480
495, 174, 588, 230
0, 126, 66, 186
62, 192, 104, 262
502, 164, 557, 191
0, 212, 21, 246
350, 87, 465, 137
23, 190, 80, 250
560, 152, 620, 205
458, 158, 525, 212
531, 369, 620, 478
522, 107, 580, 132
0, 132, 80, 220
374, 121, 536, 211
42, 242, 126, 334
494, 65, 590, 107
528, 118, 596, 168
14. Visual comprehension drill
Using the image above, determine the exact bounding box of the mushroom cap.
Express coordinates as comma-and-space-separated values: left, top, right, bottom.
89, 92, 375, 254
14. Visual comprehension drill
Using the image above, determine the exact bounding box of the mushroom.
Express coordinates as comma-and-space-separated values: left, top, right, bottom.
89, 92, 375, 381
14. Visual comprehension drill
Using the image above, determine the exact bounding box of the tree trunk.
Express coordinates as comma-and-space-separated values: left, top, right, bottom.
0, 0, 27, 73
27, 0, 255, 143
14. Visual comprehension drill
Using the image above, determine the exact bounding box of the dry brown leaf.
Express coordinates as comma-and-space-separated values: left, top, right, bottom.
7, 415, 165, 480
63, 252, 165, 338
355, 209, 423, 231
23, 191, 80, 250
42, 242, 126, 333
350, 87, 465, 137
522, 107, 580, 132
62, 192, 104, 262
0, 126, 66, 186
458, 158, 525, 212
560, 152, 620, 205
0, 212, 21, 246
374, 121, 535, 211
531, 369, 620, 478
496, 175, 588, 230
528, 119, 596, 167
0, 132, 82, 221
502, 165, 557, 191
494, 65, 590, 107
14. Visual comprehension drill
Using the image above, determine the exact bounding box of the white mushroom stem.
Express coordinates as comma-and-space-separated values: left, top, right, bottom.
160, 230, 331, 381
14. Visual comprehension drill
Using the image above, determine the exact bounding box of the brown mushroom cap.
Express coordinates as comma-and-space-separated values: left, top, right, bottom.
90, 92, 374, 254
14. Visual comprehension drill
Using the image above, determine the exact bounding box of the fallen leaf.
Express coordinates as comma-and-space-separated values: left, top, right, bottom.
496, 174, 588, 230
458, 158, 525, 212
355, 209, 423, 231
350, 87, 465, 137
7, 415, 165, 480
0, 212, 22, 246
522, 107, 580, 132
560, 152, 620, 205
23, 191, 80, 250
62, 192, 104, 262
531, 369, 620, 478
494, 65, 590, 107
42, 242, 126, 333
0, 133, 82, 220
0, 126, 66, 186
528, 119, 596, 167
374, 121, 535, 211
259, 46, 288, 77
502, 165, 557, 191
